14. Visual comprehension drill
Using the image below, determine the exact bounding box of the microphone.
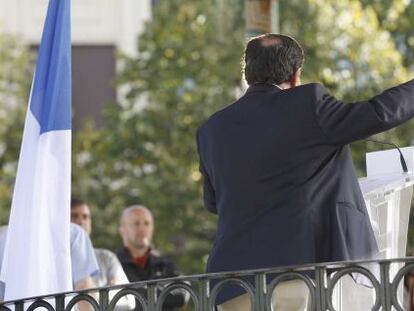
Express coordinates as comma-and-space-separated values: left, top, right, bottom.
364, 139, 408, 173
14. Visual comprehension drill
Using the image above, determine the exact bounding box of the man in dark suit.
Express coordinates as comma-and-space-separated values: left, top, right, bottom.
196, 33, 414, 310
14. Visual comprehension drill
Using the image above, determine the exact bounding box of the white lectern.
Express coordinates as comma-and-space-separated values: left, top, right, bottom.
333, 147, 414, 310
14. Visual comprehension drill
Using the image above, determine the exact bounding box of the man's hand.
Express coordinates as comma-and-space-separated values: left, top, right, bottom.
74, 276, 97, 311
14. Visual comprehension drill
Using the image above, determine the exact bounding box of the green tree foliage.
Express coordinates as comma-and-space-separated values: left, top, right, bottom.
360, 0, 414, 70
0, 34, 32, 224
72, 0, 245, 272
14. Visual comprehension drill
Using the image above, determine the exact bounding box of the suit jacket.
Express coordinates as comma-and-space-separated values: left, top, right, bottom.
196, 80, 414, 304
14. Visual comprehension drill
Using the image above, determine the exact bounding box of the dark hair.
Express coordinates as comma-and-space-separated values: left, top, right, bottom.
243, 33, 304, 86
71, 198, 86, 209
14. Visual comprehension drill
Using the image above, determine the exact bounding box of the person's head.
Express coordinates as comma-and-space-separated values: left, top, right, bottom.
243, 33, 304, 88
71, 198, 92, 235
119, 205, 154, 252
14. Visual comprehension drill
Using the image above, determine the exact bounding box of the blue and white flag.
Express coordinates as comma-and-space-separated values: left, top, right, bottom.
0, 0, 72, 300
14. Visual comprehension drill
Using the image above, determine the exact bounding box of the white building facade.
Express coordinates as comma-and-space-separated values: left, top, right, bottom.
0, 0, 151, 128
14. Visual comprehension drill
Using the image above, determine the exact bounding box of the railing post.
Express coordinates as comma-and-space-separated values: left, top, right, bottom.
14, 301, 23, 311
315, 267, 327, 311
99, 289, 109, 310
199, 279, 210, 311
55, 295, 65, 311
380, 262, 392, 311
147, 284, 157, 311
254, 273, 266, 311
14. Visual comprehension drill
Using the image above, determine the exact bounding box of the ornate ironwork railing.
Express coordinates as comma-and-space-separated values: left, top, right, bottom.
1, 257, 414, 311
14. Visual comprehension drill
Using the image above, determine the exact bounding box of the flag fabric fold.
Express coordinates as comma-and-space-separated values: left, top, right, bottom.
0, 0, 72, 300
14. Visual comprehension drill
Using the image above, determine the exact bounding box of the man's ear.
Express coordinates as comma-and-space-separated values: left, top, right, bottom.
290, 68, 302, 87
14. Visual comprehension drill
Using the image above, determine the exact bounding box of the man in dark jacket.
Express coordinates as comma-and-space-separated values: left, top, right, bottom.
117, 205, 185, 311
196, 33, 414, 310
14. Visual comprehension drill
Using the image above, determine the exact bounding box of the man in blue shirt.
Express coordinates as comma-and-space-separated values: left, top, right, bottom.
0, 223, 99, 302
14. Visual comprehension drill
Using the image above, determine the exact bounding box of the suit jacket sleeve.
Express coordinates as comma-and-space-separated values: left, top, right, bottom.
196, 130, 217, 214
313, 79, 414, 145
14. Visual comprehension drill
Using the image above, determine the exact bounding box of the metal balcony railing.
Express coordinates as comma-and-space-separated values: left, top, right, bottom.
1, 257, 414, 311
